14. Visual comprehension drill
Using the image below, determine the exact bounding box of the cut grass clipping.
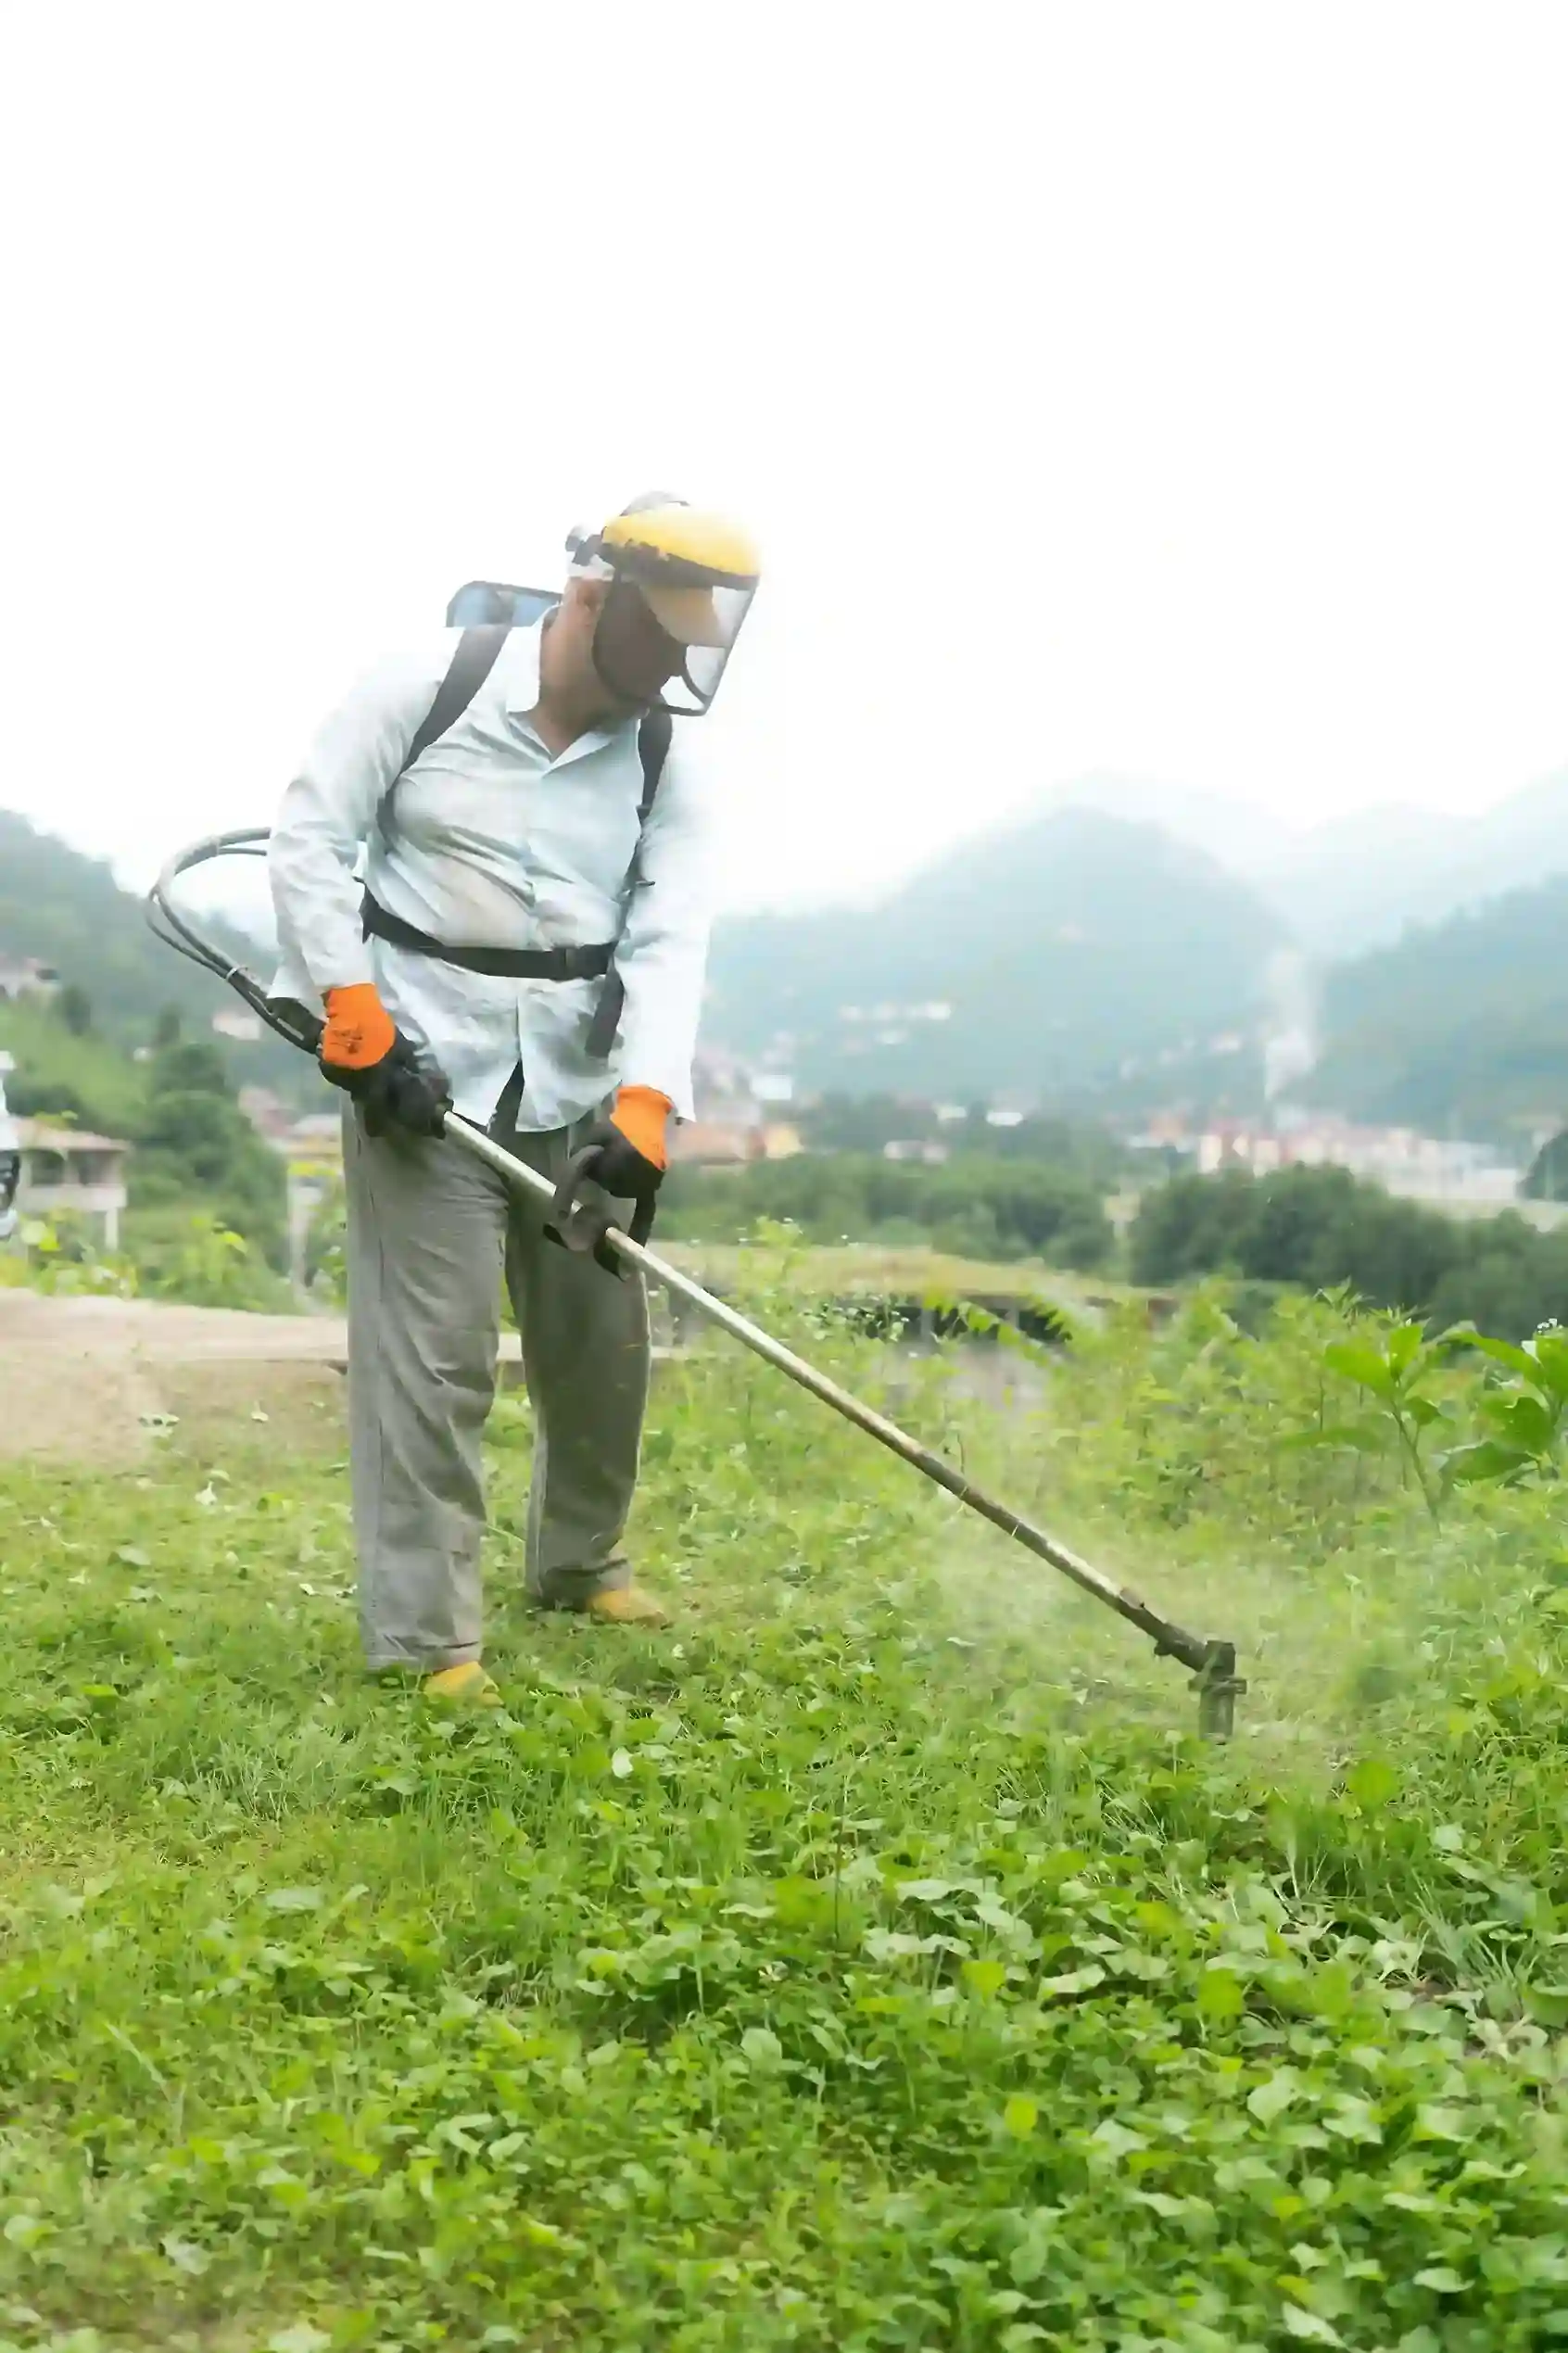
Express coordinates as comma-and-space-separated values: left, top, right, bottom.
2, 1269, 1567, 2349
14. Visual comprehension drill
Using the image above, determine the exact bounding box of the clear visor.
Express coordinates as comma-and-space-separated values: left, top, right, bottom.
595, 576, 756, 716
659, 582, 754, 715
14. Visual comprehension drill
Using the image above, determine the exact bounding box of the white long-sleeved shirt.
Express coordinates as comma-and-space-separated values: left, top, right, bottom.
266, 616, 714, 1130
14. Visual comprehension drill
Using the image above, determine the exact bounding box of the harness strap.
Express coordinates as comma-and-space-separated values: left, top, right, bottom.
360, 890, 613, 981
584, 704, 673, 1058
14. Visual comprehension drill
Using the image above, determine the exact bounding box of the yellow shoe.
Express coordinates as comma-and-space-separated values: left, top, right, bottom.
422, 1663, 503, 1706
584, 1583, 670, 1628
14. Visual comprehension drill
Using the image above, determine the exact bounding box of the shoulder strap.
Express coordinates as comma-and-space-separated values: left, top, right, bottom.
636, 705, 672, 823
375, 624, 511, 846
625, 707, 672, 905
583, 708, 674, 1059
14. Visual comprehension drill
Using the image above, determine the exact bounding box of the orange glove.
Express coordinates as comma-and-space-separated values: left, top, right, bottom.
322, 982, 397, 1070
610, 1085, 673, 1171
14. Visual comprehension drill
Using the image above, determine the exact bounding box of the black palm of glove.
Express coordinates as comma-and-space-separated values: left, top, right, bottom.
321, 1031, 452, 1140
546, 1115, 664, 1275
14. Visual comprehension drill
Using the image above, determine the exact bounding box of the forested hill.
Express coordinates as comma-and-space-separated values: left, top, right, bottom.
704, 808, 1286, 1105
707, 806, 1568, 1138
1299, 875, 1568, 1142
2, 811, 228, 1038
13, 792, 1568, 1145
0, 811, 299, 1092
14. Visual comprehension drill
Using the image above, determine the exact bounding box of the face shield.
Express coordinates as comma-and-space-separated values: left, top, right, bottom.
566, 498, 760, 719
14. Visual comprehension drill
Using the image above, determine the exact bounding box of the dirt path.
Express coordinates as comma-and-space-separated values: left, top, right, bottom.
0, 1291, 668, 1468
0, 1292, 360, 1467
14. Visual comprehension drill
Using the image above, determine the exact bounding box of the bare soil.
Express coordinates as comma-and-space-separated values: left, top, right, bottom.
0, 1292, 352, 1467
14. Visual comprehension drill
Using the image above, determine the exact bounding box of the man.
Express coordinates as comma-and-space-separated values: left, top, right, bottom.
267, 496, 760, 1706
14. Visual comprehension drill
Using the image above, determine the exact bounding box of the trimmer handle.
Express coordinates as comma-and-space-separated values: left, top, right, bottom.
267, 997, 326, 1057
543, 1141, 652, 1277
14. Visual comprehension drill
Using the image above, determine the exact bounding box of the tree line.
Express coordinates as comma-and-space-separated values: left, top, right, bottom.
1131, 1162, 1568, 1340
659, 1149, 1114, 1270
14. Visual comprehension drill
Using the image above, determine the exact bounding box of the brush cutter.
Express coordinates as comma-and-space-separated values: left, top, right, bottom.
148, 829, 1246, 1739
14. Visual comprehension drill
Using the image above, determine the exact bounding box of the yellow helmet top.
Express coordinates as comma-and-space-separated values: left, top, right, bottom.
597, 501, 760, 593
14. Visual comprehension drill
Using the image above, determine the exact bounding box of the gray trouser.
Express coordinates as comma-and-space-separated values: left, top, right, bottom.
341, 1089, 651, 1671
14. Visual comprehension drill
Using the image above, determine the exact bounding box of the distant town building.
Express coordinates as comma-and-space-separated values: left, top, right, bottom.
240, 1086, 323, 1152
836, 1001, 952, 1025
1127, 1111, 1194, 1152
1182, 1113, 1522, 1206
242, 1092, 339, 1160
669, 1122, 759, 1168
669, 1120, 803, 1168
679, 1049, 805, 1163
14, 1120, 131, 1249
882, 1139, 950, 1164
0, 954, 61, 1005
239, 1087, 344, 1294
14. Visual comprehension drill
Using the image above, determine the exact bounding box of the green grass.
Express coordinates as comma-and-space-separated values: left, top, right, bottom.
3, 1283, 1568, 2350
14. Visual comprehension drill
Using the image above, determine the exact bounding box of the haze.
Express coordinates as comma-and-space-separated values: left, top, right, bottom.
6, 3, 1567, 916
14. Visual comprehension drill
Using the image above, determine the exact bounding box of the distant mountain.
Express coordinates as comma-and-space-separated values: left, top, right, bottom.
0, 810, 302, 1093
1040, 774, 1295, 879
704, 807, 1287, 1109
1043, 765, 1568, 960
1461, 767, 1568, 896
1295, 874, 1568, 1145
1250, 775, 1568, 957
17, 765, 1568, 1147
1248, 803, 1457, 955
705, 783, 1568, 1135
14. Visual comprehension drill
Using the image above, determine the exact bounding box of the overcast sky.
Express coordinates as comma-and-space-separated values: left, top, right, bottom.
6, 3, 1568, 917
